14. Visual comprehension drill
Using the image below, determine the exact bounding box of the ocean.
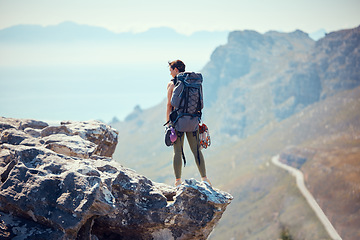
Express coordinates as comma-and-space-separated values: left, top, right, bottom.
0, 64, 174, 124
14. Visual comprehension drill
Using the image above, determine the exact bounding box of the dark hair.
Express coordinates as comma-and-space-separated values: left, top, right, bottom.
168, 60, 185, 72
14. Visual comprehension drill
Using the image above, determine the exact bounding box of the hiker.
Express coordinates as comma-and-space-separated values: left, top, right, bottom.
166, 60, 211, 187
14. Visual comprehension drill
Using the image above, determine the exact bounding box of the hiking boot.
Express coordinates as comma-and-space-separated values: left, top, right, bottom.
201, 177, 212, 186
175, 178, 182, 187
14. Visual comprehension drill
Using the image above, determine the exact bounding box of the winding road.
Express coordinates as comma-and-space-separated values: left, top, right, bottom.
271, 155, 342, 240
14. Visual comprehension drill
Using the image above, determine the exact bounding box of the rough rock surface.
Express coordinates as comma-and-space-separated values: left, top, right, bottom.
0, 117, 232, 239
201, 25, 360, 139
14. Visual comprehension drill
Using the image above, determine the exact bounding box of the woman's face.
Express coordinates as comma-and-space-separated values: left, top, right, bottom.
170, 67, 179, 78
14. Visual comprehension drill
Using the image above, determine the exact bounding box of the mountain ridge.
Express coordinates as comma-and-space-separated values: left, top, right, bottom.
202, 25, 359, 139
0, 21, 229, 43
0, 21, 330, 45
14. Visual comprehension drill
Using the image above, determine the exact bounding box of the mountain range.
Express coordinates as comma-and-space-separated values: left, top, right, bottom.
202, 25, 360, 140
111, 25, 360, 240
0, 21, 231, 75
0, 21, 229, 48
0, 21, 325, 44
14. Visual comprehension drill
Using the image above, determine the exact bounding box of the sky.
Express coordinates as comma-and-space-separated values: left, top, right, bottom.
0, 0, 359, 35
0, 0, 360, 123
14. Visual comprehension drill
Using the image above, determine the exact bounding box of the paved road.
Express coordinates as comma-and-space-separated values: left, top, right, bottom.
271, 155, 342, 240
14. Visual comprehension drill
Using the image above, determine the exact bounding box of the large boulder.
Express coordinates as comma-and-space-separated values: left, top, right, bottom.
0, 117, 232, 239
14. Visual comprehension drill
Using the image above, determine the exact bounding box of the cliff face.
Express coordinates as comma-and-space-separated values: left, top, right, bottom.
313, 25, 360, 99
201, 29, 318, 138
201, 26, 360, 139
0, 117, 232, 240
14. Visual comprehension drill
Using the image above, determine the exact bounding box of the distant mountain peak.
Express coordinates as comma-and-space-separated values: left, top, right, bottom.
309, 29, 327, 41
289, 29, 310, 38
55, 21, 80, 27
141, 26, 179, 34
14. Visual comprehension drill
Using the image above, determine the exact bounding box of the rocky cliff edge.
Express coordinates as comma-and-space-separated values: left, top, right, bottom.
0, 117, 232, 240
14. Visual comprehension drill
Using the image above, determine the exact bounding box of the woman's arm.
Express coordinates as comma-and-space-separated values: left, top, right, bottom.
166, 81, 175, 123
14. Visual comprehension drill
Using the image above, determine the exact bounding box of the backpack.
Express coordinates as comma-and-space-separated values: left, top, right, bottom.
170, 72, 203, 132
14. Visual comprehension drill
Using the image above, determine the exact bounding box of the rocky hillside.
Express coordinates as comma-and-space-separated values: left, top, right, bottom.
0, 117, 232, 239
278, 86, 360, 240
202, 25, 360, 139
314, 26, 360, 99
111, 25, 360, 239
208, 86, 360, 240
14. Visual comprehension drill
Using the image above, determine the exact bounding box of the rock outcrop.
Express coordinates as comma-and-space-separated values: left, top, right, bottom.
314, 25, 360, 99
0, 117, 232, 239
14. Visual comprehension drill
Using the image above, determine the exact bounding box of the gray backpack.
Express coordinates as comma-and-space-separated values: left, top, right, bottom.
170, 72, 203, 132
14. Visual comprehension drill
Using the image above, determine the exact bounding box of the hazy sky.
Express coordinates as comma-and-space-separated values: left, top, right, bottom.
0, 0, 359, 122
0, 0, 359, 34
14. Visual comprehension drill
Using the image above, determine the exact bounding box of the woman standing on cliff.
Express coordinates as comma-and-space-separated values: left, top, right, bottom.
166, 60, 211, 187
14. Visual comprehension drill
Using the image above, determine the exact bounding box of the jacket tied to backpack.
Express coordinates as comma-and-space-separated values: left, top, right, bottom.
170, 72, 203, 132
